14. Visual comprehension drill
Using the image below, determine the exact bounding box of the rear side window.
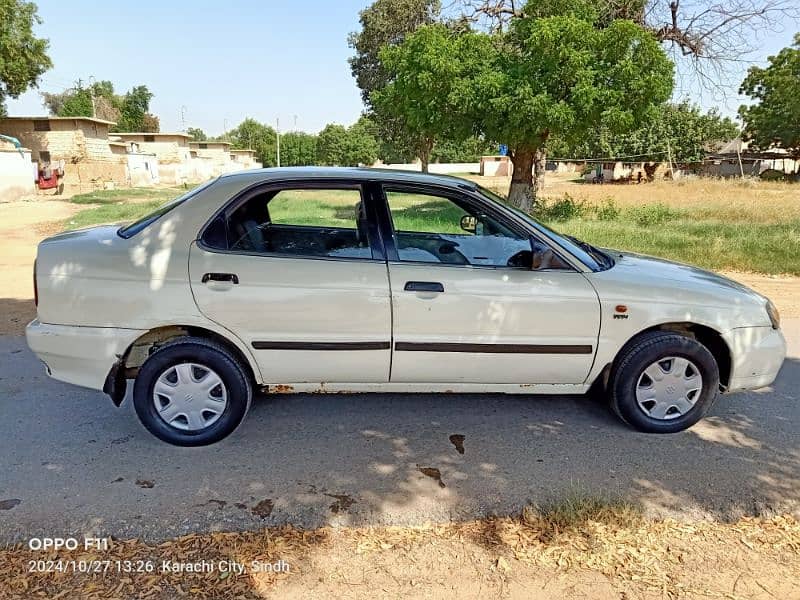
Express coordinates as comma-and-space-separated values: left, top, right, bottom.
204, 186, 374, 260
118, 179, 217, 238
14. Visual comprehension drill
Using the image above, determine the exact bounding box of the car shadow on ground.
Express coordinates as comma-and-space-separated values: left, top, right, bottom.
0, 335, 797, 542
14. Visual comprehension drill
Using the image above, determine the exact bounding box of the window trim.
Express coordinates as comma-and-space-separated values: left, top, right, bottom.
376, 182, 577, 272
197, 179, 387, 263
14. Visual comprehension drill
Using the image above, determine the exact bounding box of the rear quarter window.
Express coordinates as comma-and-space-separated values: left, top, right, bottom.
118, 179, 218, 239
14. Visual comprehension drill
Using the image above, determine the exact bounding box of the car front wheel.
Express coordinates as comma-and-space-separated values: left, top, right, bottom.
609, 331, 720, 433
133, 337, 252, 446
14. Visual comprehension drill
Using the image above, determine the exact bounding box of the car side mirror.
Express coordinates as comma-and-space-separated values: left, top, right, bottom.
460, 215, 477, 233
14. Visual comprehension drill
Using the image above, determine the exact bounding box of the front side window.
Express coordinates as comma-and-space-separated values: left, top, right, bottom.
385, 189, 532, 268
216, 187, 373, 259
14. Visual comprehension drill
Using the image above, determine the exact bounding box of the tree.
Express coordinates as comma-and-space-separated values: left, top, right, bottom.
455, 0, 797, 87
0, 0, 52, 115
280, 131, 318, 166
226, 118, 277, 167
554, 101, 738, 164
739, 34, 800, 159
117, 85, 153, 132
431, 135, 495, 163
187, 127, 207, 141
42, 79, 158, 131
348, 0, 441, 170
377, 12, 674, 209
317, 118, 380, 166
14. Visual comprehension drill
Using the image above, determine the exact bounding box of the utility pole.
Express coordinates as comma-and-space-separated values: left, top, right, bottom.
276, 117, 281, 167
293, 115, 297, 131
180, 105, 187, 132
223, 119, 228, 141
88, 76, 96, 118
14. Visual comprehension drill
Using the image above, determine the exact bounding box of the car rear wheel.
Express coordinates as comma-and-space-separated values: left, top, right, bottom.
609, 331, 719, 433
133, 337, 252, 446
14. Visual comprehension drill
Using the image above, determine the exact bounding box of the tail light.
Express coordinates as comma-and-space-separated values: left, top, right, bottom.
33, 259, 38, 307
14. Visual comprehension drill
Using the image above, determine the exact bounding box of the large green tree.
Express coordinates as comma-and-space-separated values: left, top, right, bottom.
348, 0, 441, 170
0, 0, 51, 115
739, 34, 800, 160
378, 10, 674, 209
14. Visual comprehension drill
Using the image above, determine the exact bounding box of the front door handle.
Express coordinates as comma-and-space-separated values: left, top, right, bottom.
404, 281, 444, 293
202, 272, 239, 284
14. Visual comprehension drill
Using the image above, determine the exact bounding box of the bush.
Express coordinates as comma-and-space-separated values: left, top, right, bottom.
594, 198, 620, 221
536, 194, 588, 222
628, 203, 677, 227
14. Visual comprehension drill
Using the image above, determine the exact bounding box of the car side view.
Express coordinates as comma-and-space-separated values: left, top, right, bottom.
26, 168, 787, 445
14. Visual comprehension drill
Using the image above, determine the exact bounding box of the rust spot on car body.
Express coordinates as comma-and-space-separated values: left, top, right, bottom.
272, 384, 294, 393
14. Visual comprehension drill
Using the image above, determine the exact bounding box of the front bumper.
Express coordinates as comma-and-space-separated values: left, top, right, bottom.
723, 325, 787, 391
25, 319, 146, 391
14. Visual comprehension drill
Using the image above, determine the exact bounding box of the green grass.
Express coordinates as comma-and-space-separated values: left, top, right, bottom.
532, 194, 800, 275
66, 200, 165, 230
63, 184, 799, 275
69, 187, 187, 205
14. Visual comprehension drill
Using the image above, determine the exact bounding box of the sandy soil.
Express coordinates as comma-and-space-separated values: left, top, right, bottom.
0, 197, 798, 336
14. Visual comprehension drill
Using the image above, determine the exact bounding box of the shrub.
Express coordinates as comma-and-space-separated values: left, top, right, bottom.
594, 198, 620, 221
536, 194, 588, 222
628, 203, 677, 227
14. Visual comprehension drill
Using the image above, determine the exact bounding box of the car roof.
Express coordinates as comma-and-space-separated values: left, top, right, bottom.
218, 166, 478, 190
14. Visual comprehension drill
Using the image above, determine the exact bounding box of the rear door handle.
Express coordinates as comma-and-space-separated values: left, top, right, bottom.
404, 281, 444, 293
202, 272, 239, 284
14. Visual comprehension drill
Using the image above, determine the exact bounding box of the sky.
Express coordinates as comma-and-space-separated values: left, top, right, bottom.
6, 0, 799, 136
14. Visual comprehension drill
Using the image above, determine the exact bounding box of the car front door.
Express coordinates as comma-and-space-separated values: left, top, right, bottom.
189, 181, 392, 383
379, 184, 600, 385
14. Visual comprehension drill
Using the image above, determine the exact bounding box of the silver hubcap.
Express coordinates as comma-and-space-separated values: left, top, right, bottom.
152, 363, 227, 431
635, 356, 703, 421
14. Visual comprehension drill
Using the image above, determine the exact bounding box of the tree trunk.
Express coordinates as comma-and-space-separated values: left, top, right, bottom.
508, 148, 535, 212
419, 138, 433, 173
532, 149, 546, 199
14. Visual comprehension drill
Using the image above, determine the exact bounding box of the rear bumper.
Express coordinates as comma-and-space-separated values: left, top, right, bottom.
25, 319, 145, 391
724, 326, 787, 391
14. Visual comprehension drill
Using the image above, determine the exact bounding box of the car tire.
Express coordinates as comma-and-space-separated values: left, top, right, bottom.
133, 337, 252, 446
609, 331, 719, 433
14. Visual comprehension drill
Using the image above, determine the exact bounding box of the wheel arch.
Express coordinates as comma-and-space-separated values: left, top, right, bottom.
593, 322, 732, 392
104, 324, 261, 406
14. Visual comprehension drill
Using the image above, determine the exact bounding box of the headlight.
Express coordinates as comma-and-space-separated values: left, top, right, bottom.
766, 300, 780, 330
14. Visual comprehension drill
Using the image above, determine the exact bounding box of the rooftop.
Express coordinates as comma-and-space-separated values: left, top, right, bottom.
114, 132, 192, 139
189, 141, 231, 147
0, 115, 116, 126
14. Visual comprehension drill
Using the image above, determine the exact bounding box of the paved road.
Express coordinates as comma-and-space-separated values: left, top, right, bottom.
1, 322, 798, 544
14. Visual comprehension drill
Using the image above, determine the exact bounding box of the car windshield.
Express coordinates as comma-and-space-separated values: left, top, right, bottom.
475, 185, 612, 271
117, 179, 218, 239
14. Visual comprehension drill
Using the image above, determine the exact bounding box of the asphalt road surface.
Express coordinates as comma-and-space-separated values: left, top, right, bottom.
1, 321, 798, 544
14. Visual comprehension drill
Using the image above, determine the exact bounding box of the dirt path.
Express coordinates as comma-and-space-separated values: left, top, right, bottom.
0, 200, 79, 335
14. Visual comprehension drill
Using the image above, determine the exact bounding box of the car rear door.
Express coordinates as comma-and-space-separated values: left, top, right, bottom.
378, 184, 600, 385
189, 180, 392, 384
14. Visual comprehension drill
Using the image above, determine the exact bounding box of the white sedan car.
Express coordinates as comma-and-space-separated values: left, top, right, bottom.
27, 168, 786, 445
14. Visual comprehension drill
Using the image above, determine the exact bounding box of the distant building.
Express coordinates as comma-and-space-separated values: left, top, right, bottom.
0, 116, 127, 191
704, 138, 799, 178
113, 132, 193, 184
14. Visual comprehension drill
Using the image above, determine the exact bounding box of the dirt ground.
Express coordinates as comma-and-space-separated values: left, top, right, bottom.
1, 195, 798, 336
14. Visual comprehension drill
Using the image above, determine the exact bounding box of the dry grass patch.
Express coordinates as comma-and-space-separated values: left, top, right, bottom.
2, 497, 799, 599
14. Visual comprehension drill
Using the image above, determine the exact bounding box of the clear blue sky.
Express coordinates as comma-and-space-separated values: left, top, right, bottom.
7, 0, 798, 135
